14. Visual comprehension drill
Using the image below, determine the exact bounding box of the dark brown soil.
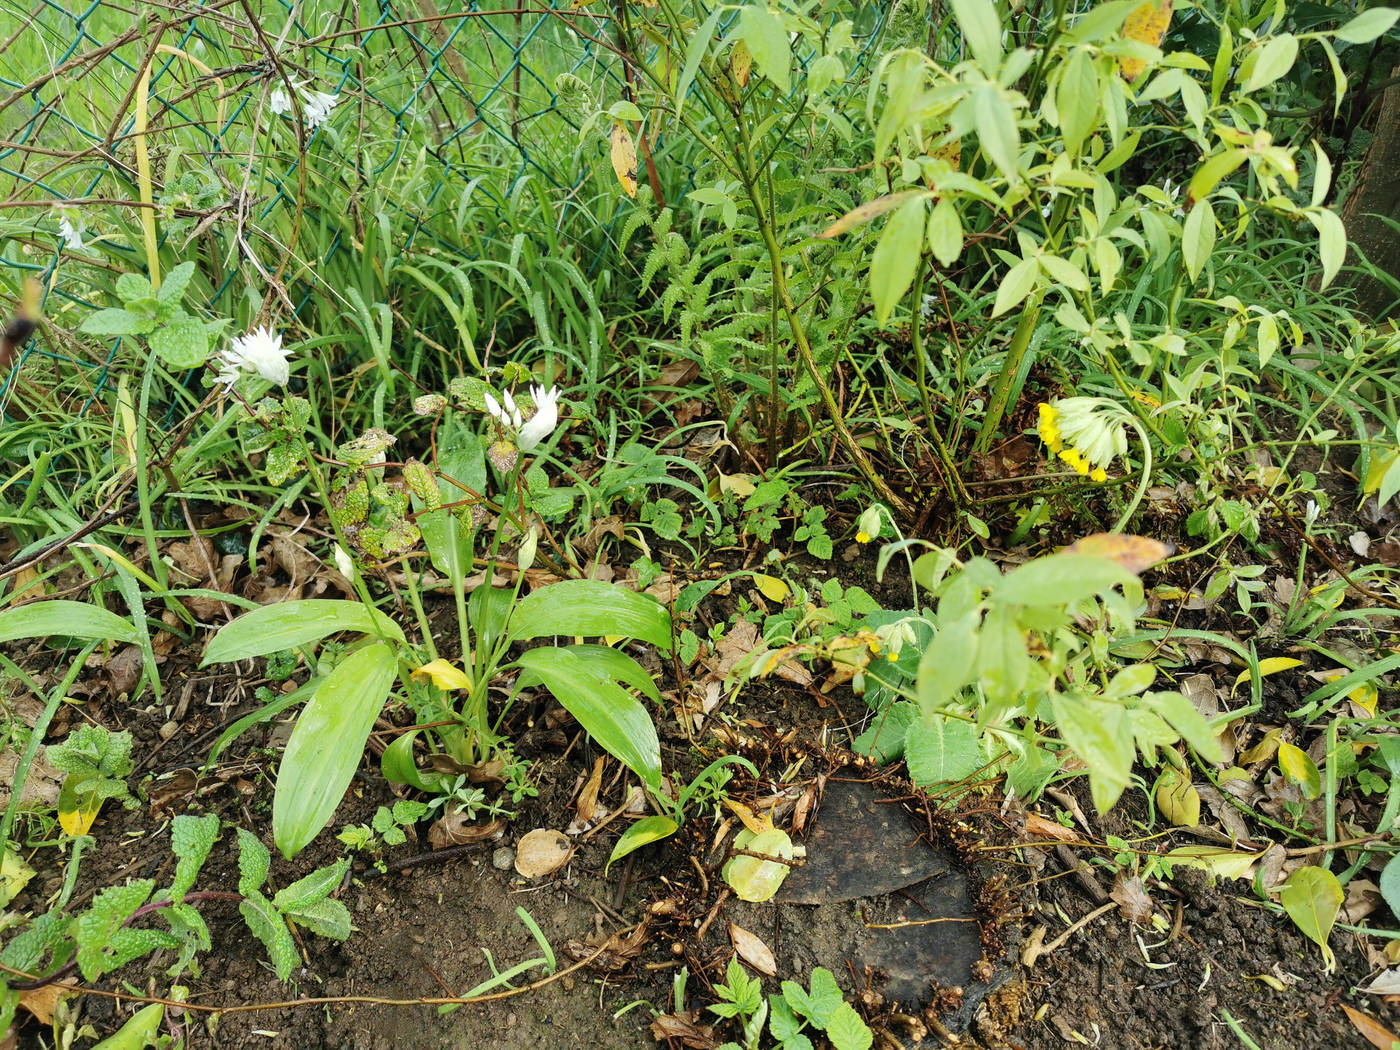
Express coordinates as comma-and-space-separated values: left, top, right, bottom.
7, 552, 1400, 1050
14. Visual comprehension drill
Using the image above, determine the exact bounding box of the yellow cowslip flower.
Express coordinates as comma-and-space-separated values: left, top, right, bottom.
1035, 397, 1129, 484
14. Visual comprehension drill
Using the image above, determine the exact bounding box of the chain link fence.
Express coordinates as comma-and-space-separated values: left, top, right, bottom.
0, 0, 893, 413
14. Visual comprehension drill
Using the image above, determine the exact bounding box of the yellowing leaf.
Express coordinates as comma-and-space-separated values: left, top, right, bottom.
1164, 845, 1261, 880
411, 659, 474, 692
723, 798, 772, 837
932, 135, 961, 170
609, 120, 637, 198
1062, 533, 1172, 573
57, 776, 103, 837
1, 848, 35, 907
1280, 865, 1342, 972
1118, 0, 1173, 81
722, 826, 796, 902
753, 573, 790, 603
1278, 741, 1322, 800
1155, 767, 1200, 827
731, 40, 752, 88
1245, 973, 1287, 991
1327, 671, 1378, 715
1239, 728, 1283, 764
1364, 448, 1400, 495
1233, 657, 1303, 690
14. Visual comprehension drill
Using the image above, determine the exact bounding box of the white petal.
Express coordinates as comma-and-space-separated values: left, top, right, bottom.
484, 391, 503, 421
518, 386, 560, 452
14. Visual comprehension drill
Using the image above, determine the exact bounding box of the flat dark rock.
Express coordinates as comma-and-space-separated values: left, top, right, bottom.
776, 778, 951, 904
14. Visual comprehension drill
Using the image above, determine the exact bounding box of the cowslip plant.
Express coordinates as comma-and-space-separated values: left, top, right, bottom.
0, 814, 350, 1033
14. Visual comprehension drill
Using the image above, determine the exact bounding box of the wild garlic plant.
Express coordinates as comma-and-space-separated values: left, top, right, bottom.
206, 373, 678, 858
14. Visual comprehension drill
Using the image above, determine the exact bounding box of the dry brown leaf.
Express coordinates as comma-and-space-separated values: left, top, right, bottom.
102, 644, 145, 696
18, 979, 76, 1024
728, 922, 777, 976
1024, 812, 1081, 842
564, 920, 650, 970
514, 828, 573, 878
649, 1010, 718, 1049
1109, 871, 1154, 925
428, 813, 505, 850
1342, 1003, 1400, 1049
572, 757, 606, 830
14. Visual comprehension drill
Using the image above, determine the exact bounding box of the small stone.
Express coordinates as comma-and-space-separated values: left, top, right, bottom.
493, 847, 515, 870
159, 721, 178, 741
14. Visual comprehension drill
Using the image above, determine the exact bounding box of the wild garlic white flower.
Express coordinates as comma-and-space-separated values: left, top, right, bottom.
484, 384, 561, 462
301, 89, 338, 129
518, 385, 560, 452
57, 213, 85, 251
333, 543, 354, 578
268, 80, 338, 131
218, 325, 290, 387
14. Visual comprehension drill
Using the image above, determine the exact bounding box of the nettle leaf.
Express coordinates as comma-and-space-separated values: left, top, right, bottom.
284, 896, 353, 941
80, 308, 152, 338
274, 858, 350, 913
156, 261, 197, 306
870, 198, 926, 325
74, 880, 155, 981
115, 272, 153, 303
904, 715, 984, 791
825, 1002, 874, 1050
149, 314, 210, 369
169, 813, 220, 903
803, 966, 845, 1027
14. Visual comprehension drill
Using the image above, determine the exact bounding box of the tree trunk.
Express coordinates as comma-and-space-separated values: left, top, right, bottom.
1339, 64, 1400, 321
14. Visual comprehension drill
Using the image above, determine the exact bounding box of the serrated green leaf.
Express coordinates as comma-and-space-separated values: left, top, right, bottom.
149, 315, 209, 369
904, 715, 985, 790
274, 858, 350, 913
1050, 694, 1133, 812
284, 896, 353, 941
236, 828, 271, 897
170, 813, 220, 903
826, 1001, 874, 1050
74, 880, 156, 981
239, 889, 298, 981
804, 966, 844, 1027
80, 308, 152, 337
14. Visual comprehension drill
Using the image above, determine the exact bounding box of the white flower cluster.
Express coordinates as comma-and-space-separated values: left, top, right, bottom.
269, 80, 339, 130
218, 325, 290, 387
484, 384, 561, 453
